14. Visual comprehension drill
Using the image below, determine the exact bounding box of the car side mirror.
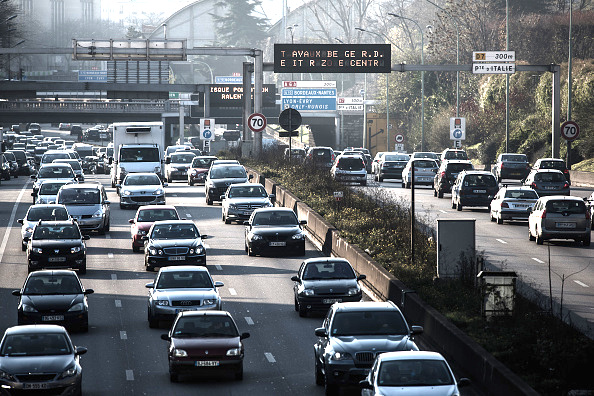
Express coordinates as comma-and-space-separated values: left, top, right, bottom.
243, 221, 250, 226
163, 182, 168, 187
240, 332, 250, 340
299, 220, 307, 225
30, 175, 36, 179
75, 346, 88, 356
104, 200, 110, 205
357, 274, 367, 281
11, 289, 21, 296
115, 184, 121, 188
17, 219, 23, 224
84, 289, 94, 295
248, 174, 253, 180
457, 378, 471, 387
165, 157, 171, 164
220, 195, 225, 201
31, 192, 36, 197
128, 219, 135, 224
359, 379, 373, 389
214, 281, 224, 288
108, 157, 113, 165
83, 235, 91, 240
410, 325, 423, 335
269, 194, 275, 201
291, 276, 300, 282
160, 334, 170, 341
314, 327, 328, 337
201, 234, 208, 239
145, 282, 154, 288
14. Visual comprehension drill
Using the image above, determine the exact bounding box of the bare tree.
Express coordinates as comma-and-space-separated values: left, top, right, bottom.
304, 0, 376, 43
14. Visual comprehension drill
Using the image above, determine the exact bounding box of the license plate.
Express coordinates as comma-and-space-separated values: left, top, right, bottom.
556, 222, 576, 228
42, 315, 64, 321
195, 361, 219, 367
323, 298, 342, 304
168, 256, 185, 261
514, 204, 529, 208
544, 186, 557, 190
242, 211, 252, 216
473, 189, 487, 193
48, 257, 66, 262
418, 177, 431, 182
24, 383, 48, 390
269, 242, 286, 247
175, 308, 194, 314
180, 171, 187, 175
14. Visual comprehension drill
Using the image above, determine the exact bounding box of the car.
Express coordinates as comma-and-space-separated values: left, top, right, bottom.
204, 164, 250, 205
305, 146, 336, 169
6, 149, 32, 175
178, 148, 203, 157
284, 147, 306, 161
440, 148, 468, 163
360, 351, 470, 396
188, 156, 217, 186
32, 163, 78, 200
451, 171, 498, 211
532, 158, 570, 183
2, 151, 19, 177
70, 125, 83, 141
56, 183, 111, 235
117, 172, 167, 209
221, 183, 273, 224
374, 152, 410, 182
0, 153, 11, 180
129, 205, 181, 253
313, 301, 423, 394
13, 270, 94, 331
165, 151, 197, 182
211, 159, 241, 166
165, 144, 192, 157
33, 146, 48, 164
410, 151, 440, 162
370, 152, 387, 174
83, 128, 100, 141
28, 123, 42, 133
523, 169, 570, 197
331, 154, 367, 186
492, 153, 531, 183
401, 158, 439, 188
490, 186, 539, 224
27, 220, 89, 274
146, 266, 224, 327
528, 195, 591, 245
59, 122, 72, 130
53, 158, 84, 182
144, 220, 208, 271
160, 311, 250, 382
347, 148, 372, 173
291, 258, 366, 317
10, 124, 20, 133
244, 207, 307, 256
40, 150, 72, 167
17, 204, 70, 251
433, 160, 474, 198
0, 324, 87, 394
35, 181, 75, 205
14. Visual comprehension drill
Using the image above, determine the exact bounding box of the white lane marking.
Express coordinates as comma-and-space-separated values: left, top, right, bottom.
0, 180, 29, 263
496, 239, 508, 244
245, 317, 254, 325
214, 264, 223, 271
111, 274, 117, 280
229, 288, 237, 296
574, 280, 589, 288
125, 370, 134, 381
108, 253, 114, 259
203, 243, 210, 249
439, 210, 447, 214
532, 258, 545, 264
264, 352, 276, 363
186, 213, 192, 218
120, 331, 127, 340
114, 300, 122, 308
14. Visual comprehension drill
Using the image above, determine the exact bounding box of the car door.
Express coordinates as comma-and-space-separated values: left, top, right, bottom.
315, 308, 333, 363
101, 187, 110, 225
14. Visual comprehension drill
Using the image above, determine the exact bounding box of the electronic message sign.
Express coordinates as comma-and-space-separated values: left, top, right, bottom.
274, 44, 391, 74
208, 84, 276, 106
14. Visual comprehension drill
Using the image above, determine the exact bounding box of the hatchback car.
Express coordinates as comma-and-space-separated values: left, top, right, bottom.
205, 164, 249, 205
161, 311, 250, 382
129, 205, 180, 252
493, 153, 531, 182
0, 325, 87, 394
144, 220, 208, 271
490, 186, 539, 224
1, 153, 12, 180
18, 204, 70, 251
532, 158, 570, 183
165, 152, 197, 182
402, 159, 439, 188
13, 270, 94, 331
374, 152, 409, 182
187, 156, 217, 185
360, 351, 470, 396
524, 169, 570, 197
53, 159, 84, 182
291, 258, 366, 317
32, 163, 77, 199
117, 172, 167, 209
305, 146, 336, 169
440, 148, 468, 163
433, 160, 474, 198
221, 183, 273, 224
56, 183, 111, 235
6, 149, 33, 175
40, 150, 72, 167
146, 266, 223, 327
331, 154, 367, 186
3, 151, 19, 177
528, 196, 591, 245
451, 171, 498, 211
34, 181, 75, 205
244, 207, 307, 256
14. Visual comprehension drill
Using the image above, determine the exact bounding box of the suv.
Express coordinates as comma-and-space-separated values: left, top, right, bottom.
532, 158, 570, 183
56, 183, 111, 235
374, 152, 409, 182
440, 148, 468, 163
528, 196, 590, 246
433, 160, 474, 198
314, 301, 423, 394
492, 153, 531, 183
331, 154, 367, 186
451, 170, 498, 211
204, 164, 249, 205
305, 146, 335, 169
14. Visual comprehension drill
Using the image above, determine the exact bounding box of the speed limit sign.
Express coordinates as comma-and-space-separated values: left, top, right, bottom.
561, 120, 580, 141
248, 113, 267, 133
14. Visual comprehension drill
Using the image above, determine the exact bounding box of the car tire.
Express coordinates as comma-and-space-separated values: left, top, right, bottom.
406, 182, 411, 189
497, 215, 503, 224
248, 246, 255, 256
111, 179, 115, 188
79, 263, 87, 275
536, 233, 544, 245
433, 189, 437, 197
529, 227, 536, 241
148, 310, 158, 328
132, 244, 140, 253
80, 322, 89, 333
294, 296, 299, 312
401, 182, 405, 188
189, 179, 194, 186
298, 303, 308, 317
206, 196, 213, 205
456, 201, 463, 211
583, 234, 591, 247
21, 242, 26, 251
324, 373, 339, 396
169, 371, 178, 382
360, 180, 367, 186
145, 261, 154, 272
437, 190, 444, 198
315, 359, 324, 386
105, 220, 110, 233
234, 363, 244, 381
120, 203, 126, 210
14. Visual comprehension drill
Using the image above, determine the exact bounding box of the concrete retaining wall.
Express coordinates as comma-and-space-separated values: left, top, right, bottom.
570, 170, 594, 187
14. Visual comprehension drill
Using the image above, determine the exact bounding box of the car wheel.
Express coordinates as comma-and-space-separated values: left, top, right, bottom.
360, 180, 367, 186
189, 180, 194, 186
105, 220, 110, 233
536, 232, 544, 245
169, 371, 178, 382
167, 176, 172, 183
248, 246, 255, 256
451, 200, 456, 210
496, 215, 503, 224
406, 182, 411, 189
583, 234, 591, 247
145, 261, 154, 272
489, 210, 495, 222
433, 189, 437, 197
298, 303, 308, 317
148, 310, 158, 328
234, 362, 244, 381
120, 203, 126, 210
111, 179, 115, 188
437, 190, 444, 198
21, 242, 26, 251
206, 196, 213, 205
528, 227, 536, 241
79, 263, 87, 275
294, 296, 299, 312
315, 359, 324, 386
245, 243, 248, 253
80, 322, 89, 333
401, 182, 405, 188
378, 175, 383, 182
456, 200, 463, 211
324, 372, 339, 396
132, 244, 140, 253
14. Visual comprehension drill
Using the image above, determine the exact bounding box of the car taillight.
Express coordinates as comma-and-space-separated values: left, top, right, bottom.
440, 171, 446, 178
586, 211, 591, 220
500, 163, 504, 168
563, 169, 569, 174
563, 183, 569, 188
531, 182, 537, 189
541, 209, 546, 219
501, 202, 509, 208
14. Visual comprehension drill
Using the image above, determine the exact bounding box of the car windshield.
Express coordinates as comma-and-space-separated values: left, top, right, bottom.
302, 261, 355, 280
33, 225, 80, 240
412, 160, 437, 168
27, 207, 69, 221
151, 224, 198, 239
38, 182, 69, 195
545, 200, 586, 214
534, 172, 566, 182
502, 154, 528, 162
444, 151, 467, 160
378, 359, 454, 387
156, 271, 213, 289
210, 166, 246, 179
124, 175, 161, 186
43, 153, 70, 163
3, 152, 15, 161
172, 316, 239, 338
137, 209, 179, 222
331, 311, 408, 336
55, 161, 81, 171
504, 190, 539, 199
171, 154, 195, 163
414, 152, 437, 159
384, 155, 409, 162
120, 147, 160, 162
24, 275, 82, 295
228, 186, 267, 198
252, 211, 298, 226
463, 174, 496, 187
38, 167, 74, 179
337, 158, 365, 170
192, 157, 215, 168
58, 188, 100, 204
446, 163, 473, 173
0, 333, 72, 357
539, 161, 565, 170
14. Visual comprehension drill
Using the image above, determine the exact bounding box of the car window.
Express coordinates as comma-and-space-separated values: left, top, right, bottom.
384, 155, 409, 161
463, 174, 496, 187
209, 166, 246, 179
27, 207, 69, 221
534, 172, 565, 182
173, 316, 239, 338
504, 190, 538, 199
302, 261, 355, 280
38, 167, 74, 179
545, 200, 586, 214
501, 154, 528, 162
58, 188, 100, 204
444, 151, 467, 160
228, 186, 267, 198
446, 163, 473, 173
252, 211, 298, 226
330, 311, 407, 336
24, 275, 82, 295
156, 271, 213, 289
120, 147, 160, 162
539, 161, 565, 170
32, 225, 80, 240
137, 209, 179, 222
337, 158, 365, 170
124, 175, 161, 186
38, 182, 69, 195
192, 157, 215, 168
378, 359, 454, 387
0, 333, 72, 356
413, 160, 437, 168
42, 153, 70, 163
170, 154, 195, 163
55, 160, 81, 171
151, 224, 198, 239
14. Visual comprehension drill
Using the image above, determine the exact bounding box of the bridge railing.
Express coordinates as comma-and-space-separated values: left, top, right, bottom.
0, 100, 180, 113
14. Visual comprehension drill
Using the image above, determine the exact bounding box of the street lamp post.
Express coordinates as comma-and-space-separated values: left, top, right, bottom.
287, 24, 298, 81
567, 0, 573, 167
505, 0, 510, 152
5, 15, 18, 80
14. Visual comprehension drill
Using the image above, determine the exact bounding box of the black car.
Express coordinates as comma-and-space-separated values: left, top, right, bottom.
451, 170, 499, 211
204, 164, 250, 205
13, 270, 94, 332
313, 301, 423, 394
84, 128, 100, 141
27, 220, 89, 274
6, 149, 32, 175
374, 152, 410, 182
433, 160, 474, 198
291, 258, 365, 317
0, 324, 87, 394
0, 153, 11, 180
244, 207, 307, 256
144, 220, 208, 271
2, 151, 19, 177
492, 153, 531, 182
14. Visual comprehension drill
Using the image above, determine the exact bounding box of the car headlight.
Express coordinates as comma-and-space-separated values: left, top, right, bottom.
226, 347, 241, 356
251, 234, 263, 241
137, 230, 147, 235
32, 247, 42, 254
68, 303, 85, 312
195, 246, 204, 254
228, 204, 237, 210
71, 246, 82, 253
158, 249, 163, 255
92, 209, 103, 218
173, 349, 187, 357
203, 299, 218, 305
155, 300, 170, 306
347, 287, 360, 296
332, 352, 353, 361
22, 304, 38, 313
153, 188, 164, 195
189, 248, 195, 254
291, 233, 305, 240
300, 288, 314, 296
0, 370, 16, 381
149, 248, 157, 255
122, 190, 131, 196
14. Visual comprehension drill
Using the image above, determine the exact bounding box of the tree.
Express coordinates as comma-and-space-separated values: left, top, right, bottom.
213, 0, 270, 48
305, 0, 376, 44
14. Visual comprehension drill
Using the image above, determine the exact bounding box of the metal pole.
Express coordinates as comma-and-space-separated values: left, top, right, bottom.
567, 0, 573, 169
242, 62, 253, 142
386, 74, 390, 151
551, 65, 561, 158
179, 105, 185, 143
505, 0, 510, 152
363, 73, 367, 148
254, 49, 263, 157
411, 164, 415, 265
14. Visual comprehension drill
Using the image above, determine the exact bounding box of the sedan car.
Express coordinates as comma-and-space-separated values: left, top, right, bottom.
492, 153, 531, 183
188, 156, 217, 186
53, 158, 84, 182
56, 183, 111, 235
205, 164, 249, 205
165, 152, 197, 183
402, 159, 439, 188
161, 311, 250, 382
17, 204, 70, 251
528, 196, 591, 245
291, 258, 366, 317
244, 207, 307, 256
374, 152, 409, 182
129, 205, 180, 252
360, 351, 470, 396
0, 325, 87, 394
221, 183, 273, 224
13, 270, 94, 331
144, 220, 208, 271
32, 163, 77, 200
117, 172, 167, 209
35, 180, 76, 205
433, 160, 474, 198
523, 169, 570, 197
490, 186, 539, 224
146, 266, 223, 327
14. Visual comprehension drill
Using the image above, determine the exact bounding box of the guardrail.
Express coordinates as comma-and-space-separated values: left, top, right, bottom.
0, 100, 179, 113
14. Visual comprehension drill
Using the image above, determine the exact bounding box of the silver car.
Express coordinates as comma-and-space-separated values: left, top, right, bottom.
528, 196, 591, 246
165, 152, 196, 182
221, 183, 273, 224
489, 186, 539, 224
145, 266, 224, 328
402, 159, 439, 188
56, 183, 111, 235
53, 159, 84, 182
35, 180, 75, 204
331, 154, 367, 186
117, 173, 167, 209
17, 204, 70, 251
524, 169, 570, 197
32, 163, 77, 198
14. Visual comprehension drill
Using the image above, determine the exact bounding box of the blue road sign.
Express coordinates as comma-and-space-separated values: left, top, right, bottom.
452, 129, 463, 139
281, 88, 337, 111
78, 70, 107, 82
202, 129, 212, 139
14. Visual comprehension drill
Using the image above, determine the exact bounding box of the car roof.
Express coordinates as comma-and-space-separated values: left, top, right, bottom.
28, 269, 78, 277
28, 204, 68, 209
159, 265, 210, 274
444, 160, 472, 165
337, 154, 364, 159
193, 156, 217, 160
378, 351, 446, 362
39, 163, 72, 168
36, 220, 76, 226
228, 182, 264, 188
537, 158, 564, 162
303, 257, 351, 265
532, 169, 564, 173
252, 207, 295, 214
5, 324, 69, 335
333, 301, 399, 312
137, 205, 177, 211
152, 220, 196, 225
499, 186, 535, 191
60, 183, 102, 190
460, 170, 493, 175
538, 195, 584, 202
179, 310, 231, 318
125, 172, 161, 177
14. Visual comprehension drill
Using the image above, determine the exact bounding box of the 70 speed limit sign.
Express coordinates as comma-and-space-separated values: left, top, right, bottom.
561, 120, 580, 141
248, 113, 267, 133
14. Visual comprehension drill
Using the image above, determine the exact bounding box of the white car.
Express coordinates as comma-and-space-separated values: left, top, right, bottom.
221, 183, 273, 224
489, 186, 539, 224
117, 173, 167, 209
401, 158, 439, 188
32, 163, 78, 198
35, 180, 75, 204
165, 152, 196, 182
17, 204, 70, 251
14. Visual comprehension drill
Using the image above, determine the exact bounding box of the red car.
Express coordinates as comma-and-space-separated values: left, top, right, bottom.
188, 156, 217, 186
129, 205, 181, 252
